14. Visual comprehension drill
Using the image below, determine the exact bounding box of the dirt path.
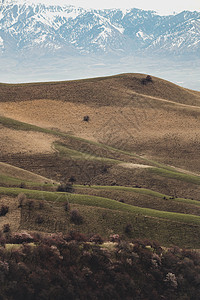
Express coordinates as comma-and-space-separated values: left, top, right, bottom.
128, 90, 200, 109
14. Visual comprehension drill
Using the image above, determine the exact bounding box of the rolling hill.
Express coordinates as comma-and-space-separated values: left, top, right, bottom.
0, 73, 200, 248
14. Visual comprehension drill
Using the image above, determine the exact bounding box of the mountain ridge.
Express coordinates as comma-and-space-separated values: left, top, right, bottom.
0, 3, 200, 57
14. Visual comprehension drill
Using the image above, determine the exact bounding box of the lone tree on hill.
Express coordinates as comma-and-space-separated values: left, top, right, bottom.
141, 75, 153, 85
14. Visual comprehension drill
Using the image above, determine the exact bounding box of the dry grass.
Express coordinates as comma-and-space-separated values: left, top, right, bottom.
0, 196, 21, 232
0, 126, 56, 155
1, 73, 200, 247
0, 74, 200, 173
0, 73, 200, 105
0, 162, 55, 184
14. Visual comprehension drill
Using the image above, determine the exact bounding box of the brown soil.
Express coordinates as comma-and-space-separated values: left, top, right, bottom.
1, 74, 200, 173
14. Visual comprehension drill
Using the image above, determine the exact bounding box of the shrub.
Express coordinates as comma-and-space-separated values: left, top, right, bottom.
69, 176, 76, 184
17, 193, 26, 208
35, 215, 44, 224
10, 232, 34, 244
102, 166, 108, 173
19, 182, 26, 189
27, 200, 34, 210
66, 231, 87, 242
109, 234, 120, 242
64, 202, 70, 212
141, 75, 153, 85
57, 183, 74, 193
0, 205, 9, 217
0, 234, 197, 299
83, 115, 89, 122
39, 202, 44, 209
146, 75, 153, 82
135, 185, 141, 188
70, 209, 83, 225
125, 224, 133, 235
111, 180, 117, 186
89, 234, 104, 244
3, 224, 10, 233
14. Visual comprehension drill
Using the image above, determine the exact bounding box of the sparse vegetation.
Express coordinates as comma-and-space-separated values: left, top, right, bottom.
27, 200, 34, 210
69, 176, 76, 184
125, 223, 133, 235
102, 166, 108, 173
39, 202, 44, 209
57, 183, 74, 193
19, 182, 26, 189
0, 205, 9, 216
17, 193, 26, 208
64, 201, 70, 212
141, 75, 153, 85
70, 209, 83, 225
35, 214, 44, 224
3, 223, 10, 233
89, 234, 104, 244
1, 187, 200, 227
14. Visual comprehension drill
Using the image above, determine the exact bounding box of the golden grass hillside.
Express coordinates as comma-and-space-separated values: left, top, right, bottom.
1, 74, 200, 174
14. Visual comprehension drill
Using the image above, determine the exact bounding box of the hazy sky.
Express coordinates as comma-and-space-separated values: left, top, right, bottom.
9, 0, 200, 15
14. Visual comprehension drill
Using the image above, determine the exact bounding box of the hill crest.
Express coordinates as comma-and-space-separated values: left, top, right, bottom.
0, 73, 200, 107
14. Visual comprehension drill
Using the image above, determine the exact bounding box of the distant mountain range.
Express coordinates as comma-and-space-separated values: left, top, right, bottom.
0, 2, 200, 58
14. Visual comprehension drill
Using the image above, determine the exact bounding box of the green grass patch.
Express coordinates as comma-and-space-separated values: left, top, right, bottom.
149, 167, 200, 186
0, 116, 52, 134
75, 184, 200, 207
54, 143, 120, 163
1, 187, 200, 226
76, 184, 167, 197
0, 174, 51, 188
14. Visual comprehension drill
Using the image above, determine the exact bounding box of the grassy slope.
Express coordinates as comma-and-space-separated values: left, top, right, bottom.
0, 174, 54, 189
54, 143, 120, 163
75, 185, 200, 207
1, 74, 200, 247
0, 162, 55, 184
1, 158, 199, 216
1, 186, 200, 248
1, 73, 200, 106
0, 187, 200, 225
1, 115, 200, 187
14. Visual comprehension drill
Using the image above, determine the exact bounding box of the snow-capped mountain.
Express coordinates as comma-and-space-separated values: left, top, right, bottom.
0, 2, 199, 57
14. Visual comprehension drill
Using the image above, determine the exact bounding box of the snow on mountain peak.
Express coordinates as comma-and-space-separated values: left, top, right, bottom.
0, 3, 199, 56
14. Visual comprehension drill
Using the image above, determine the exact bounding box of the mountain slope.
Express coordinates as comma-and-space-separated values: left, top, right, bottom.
0, 3, 199, 56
